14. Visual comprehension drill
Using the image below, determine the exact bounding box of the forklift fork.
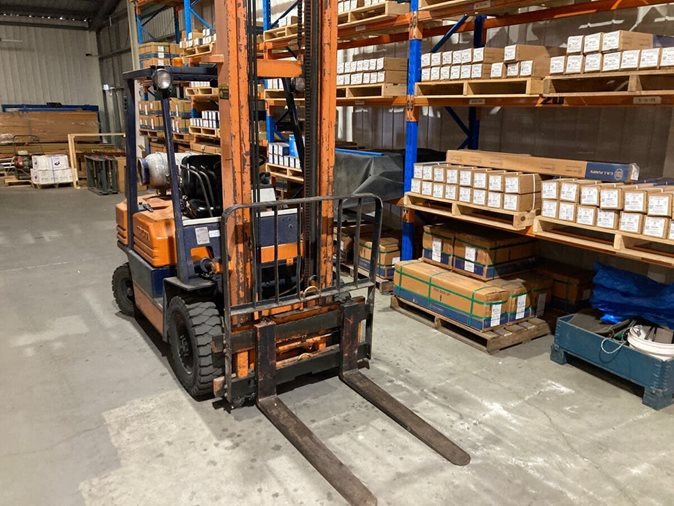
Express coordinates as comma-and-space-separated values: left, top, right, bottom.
254, 301, 470, 506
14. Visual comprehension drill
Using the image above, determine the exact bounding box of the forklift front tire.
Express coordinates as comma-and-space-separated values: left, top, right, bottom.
112, 263, 135, 316
167, 297, 224, 398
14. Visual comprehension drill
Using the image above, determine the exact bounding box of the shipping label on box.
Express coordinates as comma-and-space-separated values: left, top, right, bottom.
460, 65, 471, 79
431, 52, 442, 67
421, 68, 431, 81
441, 66, 451, 80
460, 48, 473, 64
473, 170, 488, 189
558, 202, 576, 222
433, 165, 446, 182
459, 168, 473, 186
542, 180, 562, 200
550, 56, 566, 74
648, 192, 673, 216
488, 191, 503, 208
433, 182, 445, 199
621, 50, 640, 70
430, 67, 441, 81
506, 63, 520, 77
565, 55, 584, 74
643, 216, 668, 238
583, 33, 603, 53
473, 189, 487, 206
662, 47, 674, 67
640, 48, 661, 69
576, 206, 597, 226
442, 51, 453, 65
445, 184, 458, 201
488, 171, 507, 192
619, 212, 644, 234
421, 180, 433, 196
600, 187, 623, 210
567, 35, 584, 54
504, 44, 517, 62
505, 174, 540, 194
490, 62, 504, 78
471, 64, 490, 79
624, 188, 650, 212
504, 193, 537, 212
584, 53, 603, 72
450, 66, 461, 80
596, 210, 618, 229
421, 53, 431, 67
446, 167, 459, 184
452, 51, 462, 64
580, 185, 600, 206
602, 52, 622, 72
670, 221, 674, 241
459, 187, 472, 203
422, 164, 434, 180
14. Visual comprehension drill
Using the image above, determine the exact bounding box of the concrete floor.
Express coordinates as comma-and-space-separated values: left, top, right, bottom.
1, 186, 673, 506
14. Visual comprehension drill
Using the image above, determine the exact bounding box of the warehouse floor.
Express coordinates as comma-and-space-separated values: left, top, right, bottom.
1, 186, 673, 506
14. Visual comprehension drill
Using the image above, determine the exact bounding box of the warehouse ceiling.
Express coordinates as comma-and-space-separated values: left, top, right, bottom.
0, 0, 120, 30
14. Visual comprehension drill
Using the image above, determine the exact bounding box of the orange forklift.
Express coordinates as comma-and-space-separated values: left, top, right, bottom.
112, 1, 469, 503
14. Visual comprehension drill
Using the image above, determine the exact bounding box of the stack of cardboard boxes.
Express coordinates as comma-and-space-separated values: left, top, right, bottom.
419, 44, 557, 82
139, 42, 181, 69
335, 224, 401, 279
31, 155, 73, 186
541, 178, 674, 240
410, 161, 542, 213
550, 30, 674, 75
337, 56, 407, 87
179, 29, 217, 52
138, 99, 191, 134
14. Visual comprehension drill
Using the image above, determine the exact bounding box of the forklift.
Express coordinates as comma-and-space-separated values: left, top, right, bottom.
112, 1, 469, 503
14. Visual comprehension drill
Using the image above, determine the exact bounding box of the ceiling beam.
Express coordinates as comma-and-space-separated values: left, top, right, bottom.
0, 4, 94, 21
0, 18, 89, 31
90, 0, 123, 31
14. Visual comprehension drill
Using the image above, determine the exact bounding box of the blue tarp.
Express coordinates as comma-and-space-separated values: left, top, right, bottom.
591, 263, 674, 328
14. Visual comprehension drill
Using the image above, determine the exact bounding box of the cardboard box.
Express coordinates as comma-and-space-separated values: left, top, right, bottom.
550, 56, 566, 74
560, 179, 596, 203
503, 193, 539, 212
565, 54, 584, 74
472, 47, 504, 63
422, 225, 454, 267
358, 236, 400, 278
541, 200, 559, 218
441, 66, 451, 81
487, 277, 530, 323
504, 44, 550, 62
558, 202, 577, 222
504, 173, 542, 194
446, 150, 639, 182
623, 184, 658, 212
542, 178, 572, 200
414, 161, 439, 180
472, 189, 487, 206
450, 66, 462, 80
471, 64, 491, 79
432, 165, 446, 182
410, 178, 422, 194
459, 48, 473, 64
620, 50, 641, 70
599, 186, 624, 210
393, 260, 446, 307
647, 191, 674, 217
567, 35, 584, 54
602, 52, 622, 72
421, 53, 432, 67
583, 53, 603, 73
487, 192, 503, 209
663, 47, 674, 67
535, 261, 594, 311
430, 271, 510, 330
640, 48, 661, 69
432, 182, 445, 199
472, 169, 489, 189
442, 51, 453, 65
504, 271, 554, 319
602, 30, 653, 52
519, 58, 550, 77
453, 229, 536, 280
643, 216, 669, 239
506, 62, 520, 78
580, 183, 618, 206
576, 206, 597, 226
460, 65, 472, 79
421, 180, 433, 196
445, 184, 458, 201
619, 212, 644, 234
458, 186, 472, 203
490, 62, 505, 79
583, 33, 603, 53
596, 210, 619, 229
445, 166, 459, 184
421, 68, 431, 81
430, 67, 441, 81
487, 170, 509, 192
459, 168, 473, 187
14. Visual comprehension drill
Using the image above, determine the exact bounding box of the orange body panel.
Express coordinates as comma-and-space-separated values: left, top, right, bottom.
115, 195, 210, 268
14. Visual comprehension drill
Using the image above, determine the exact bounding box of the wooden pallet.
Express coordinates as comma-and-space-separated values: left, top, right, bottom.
534, 216, 674, 268
173, 132, 193, 145
340, 1, 408, 27
415, 80, 466, 97
190, 140, 220, 155
3, 176, 31, 187
418, 0, 545, 15
186, 86, 218, 99
263, 23, 299, 42
31, 181, 72, 189
338, 83, 407, 98
183, 43, 214, 57
391, 296, 550, 354
405, 193, 536, 231
415, 77, 543, 98
189, 126, 220, 139
544, 69, 674, 97
265, 162, 303, 183
339, 262, 394, 295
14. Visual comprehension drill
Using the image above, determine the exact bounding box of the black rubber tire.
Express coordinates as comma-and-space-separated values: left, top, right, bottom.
167, 297, 224, 398
112, 263, 135, 316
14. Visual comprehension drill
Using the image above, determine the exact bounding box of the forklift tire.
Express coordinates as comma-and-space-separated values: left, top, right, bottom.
167, 297, 224, 398
112, 263, 135, 316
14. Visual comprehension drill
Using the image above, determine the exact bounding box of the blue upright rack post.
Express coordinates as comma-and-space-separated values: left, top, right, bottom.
183, 0, 192, 34
262, 0, 276, 144
401, 0, 422, 261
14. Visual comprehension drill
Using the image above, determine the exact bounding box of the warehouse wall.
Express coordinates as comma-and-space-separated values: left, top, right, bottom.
0, 25, 102, 106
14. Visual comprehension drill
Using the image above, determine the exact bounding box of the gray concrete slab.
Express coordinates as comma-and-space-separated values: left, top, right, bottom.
0, 186, 672, 506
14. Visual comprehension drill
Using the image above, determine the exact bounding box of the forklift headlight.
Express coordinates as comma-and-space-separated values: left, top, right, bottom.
152, 69, 172, 91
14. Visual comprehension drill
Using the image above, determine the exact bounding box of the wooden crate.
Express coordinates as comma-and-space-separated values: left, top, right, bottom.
391, 296, 551, 354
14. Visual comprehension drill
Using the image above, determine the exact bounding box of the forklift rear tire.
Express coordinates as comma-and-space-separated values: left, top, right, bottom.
167, 297, 224, 398
112, 263, 135, 316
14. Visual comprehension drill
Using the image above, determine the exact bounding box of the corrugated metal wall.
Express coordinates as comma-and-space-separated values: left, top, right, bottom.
0, 24, 102, 106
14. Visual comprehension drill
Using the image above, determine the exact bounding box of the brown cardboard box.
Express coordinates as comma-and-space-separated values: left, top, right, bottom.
643, 216, 669, 239
446, 150, 639, 182
513, 271, 554, 318
359, 236, 400, 277
535, 261, 594, 310
601, 30, 653, 52
580, 182, 618, 207
619, 212, 644, 234
560, 179, 596, 203
647, 189, 674, 217
459, 167, 474, 187
487, 170, 508, 192
519, 57, 551, 77
503, 44, 551, 62
432, 182, 445, 199
445, 184, 458, 201
473, 47, 505, 63
430, 271, 510, 329
542, 178, 574, 200
445, 165, 460, 184
623, 185, 659, 213
503, 193, 539, 212
487, 191, 503, 209
472, 169, 490, 189
432, 164, 446, 183
394, 260, 447, 301
453, 229, 536, 280
504, 173, 542, 194
458, 186, 472, 203
422, 225, 454, 267
541, 200, 559, 219
487, 277, 529, 322
576, 206, 597, 226
472, 189, 488, 207
596, 210, 619, 229
558, 202, 577, 222
599, 185, 624, 210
